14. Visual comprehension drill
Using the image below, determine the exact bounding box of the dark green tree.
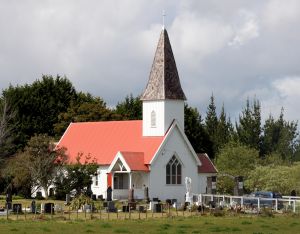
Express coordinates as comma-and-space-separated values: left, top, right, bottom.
215, 104, 233, 151
261, 109, 298, 161
236, 98, 261, 151
54, 92, 113, 136
3, 75, 76, 150
54, 153, 98, 198
184, 104, 213, 156
114, 94, 142, 120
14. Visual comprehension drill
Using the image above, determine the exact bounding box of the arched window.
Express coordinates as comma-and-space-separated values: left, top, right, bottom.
166, 155, 182, 185
151, 110, 156, 128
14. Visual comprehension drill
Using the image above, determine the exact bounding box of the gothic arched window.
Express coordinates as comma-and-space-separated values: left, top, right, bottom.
151, 110, 156, 128
166, 155, 182, 185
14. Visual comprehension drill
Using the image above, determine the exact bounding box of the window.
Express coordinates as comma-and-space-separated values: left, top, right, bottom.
166, 155, 182, 185
151, 110, 156, 127
95, 174, 99, 186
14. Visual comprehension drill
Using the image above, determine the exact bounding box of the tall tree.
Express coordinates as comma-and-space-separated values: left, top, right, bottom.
215, 104, 233, 151
114, 94, 142, 120
236, 98, 261, 151
3, 75, 77, 150
0, 96, 16, 158
205, 95, 218, 158
184, 104, 213, 156
261, 109, 298, 161
14, 134, 68, 198
54, 92, 113, 136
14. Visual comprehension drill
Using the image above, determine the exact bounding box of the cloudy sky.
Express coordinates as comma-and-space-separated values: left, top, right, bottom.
1, 0, 300, 123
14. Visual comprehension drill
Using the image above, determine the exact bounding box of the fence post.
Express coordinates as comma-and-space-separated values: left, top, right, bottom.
51, 204, 53, 220
257, 197, 260, 212
6, 203, 8, 220
275, 199, 278, 212
293, 200, 296, 213
68, 206, 71, 220
24, 203, 27, 220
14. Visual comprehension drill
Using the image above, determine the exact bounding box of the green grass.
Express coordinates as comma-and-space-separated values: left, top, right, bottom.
0, 215, 299, 233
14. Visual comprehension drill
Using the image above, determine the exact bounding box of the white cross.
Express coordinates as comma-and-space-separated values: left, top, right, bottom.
162, 10, 166, 29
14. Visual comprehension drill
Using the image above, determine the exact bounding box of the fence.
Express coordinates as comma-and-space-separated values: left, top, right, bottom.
197, 194, 300, 213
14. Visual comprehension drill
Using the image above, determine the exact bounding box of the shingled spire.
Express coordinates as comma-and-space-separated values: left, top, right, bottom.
141, 29, 186, 101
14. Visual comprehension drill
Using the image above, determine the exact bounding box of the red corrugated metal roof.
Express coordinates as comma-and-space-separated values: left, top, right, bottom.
120, 151, 149, 171
57, 120, 164, 165
197, 153, 217, 173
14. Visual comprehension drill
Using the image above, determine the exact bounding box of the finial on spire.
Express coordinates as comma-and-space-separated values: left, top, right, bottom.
162, 10, 166, 30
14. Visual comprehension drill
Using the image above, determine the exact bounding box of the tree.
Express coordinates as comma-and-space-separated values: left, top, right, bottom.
0, 96, 16, 158
184, 104, 213, 156
236, 98, 261, 151
3, 75, 77, 150
114, 94, 142, 120
215, 141, 259, 194
205, 95, 218, 158
54, 92, 113, 136
15, 134, 68, 198
215, 104, 233, 154
261, 109, 298, 161
54, 153, 98, 198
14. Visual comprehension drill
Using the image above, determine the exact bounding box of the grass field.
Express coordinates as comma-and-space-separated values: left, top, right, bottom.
0, 215, 300, 233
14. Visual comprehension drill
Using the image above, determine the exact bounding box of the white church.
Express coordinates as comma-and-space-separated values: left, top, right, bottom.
56, 28, 217, 203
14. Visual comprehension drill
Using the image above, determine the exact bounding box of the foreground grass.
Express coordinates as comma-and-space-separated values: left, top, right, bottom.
0, 215, 299, 234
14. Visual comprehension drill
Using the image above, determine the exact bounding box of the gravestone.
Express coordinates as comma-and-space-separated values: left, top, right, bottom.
144, 186, 150, 203
44, 203, 54, 214
234, 176, 243, 196
12, 204, 22, 213
65, 194, 70, 205
128, 188, 134, 203
5, 184, 12, 210
207, 176, 217, 194
107, 201, 116, 212
107, 186, 112, 201
31, 200, 36, 213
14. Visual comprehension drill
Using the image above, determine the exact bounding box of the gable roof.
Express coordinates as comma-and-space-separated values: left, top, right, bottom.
141, 29, 186, 101
197, 153, 218, 174
56, 120, 164, 165
121, 151, 149, 171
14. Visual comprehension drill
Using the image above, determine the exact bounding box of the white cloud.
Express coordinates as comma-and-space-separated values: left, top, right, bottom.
264, 0, 300, 28
229, 10, 259, 46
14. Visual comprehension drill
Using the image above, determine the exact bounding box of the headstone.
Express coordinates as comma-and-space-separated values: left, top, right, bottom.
128, 188, 134, 203
65, 194, 70, 204
91, 194, 96, 201
234, 176, 243, 196
107, 201, 116, 212
122, 205, 129, 212
44, 203, 54, 214
12, 204, 22, 213
207, 176, 217, 194
107, 186, 112, 201
144, 186, 150, 203
5, 184, 12, 210
185, 177, 192, 203
98, 195, 104, 201
153, 203, 162, 213
31, 200, 36, 213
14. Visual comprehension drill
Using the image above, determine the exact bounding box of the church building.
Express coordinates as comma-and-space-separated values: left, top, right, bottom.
56, 28, 217, 203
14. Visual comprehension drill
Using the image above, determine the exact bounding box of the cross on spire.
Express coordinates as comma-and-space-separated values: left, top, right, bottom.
162, 10, 166, 29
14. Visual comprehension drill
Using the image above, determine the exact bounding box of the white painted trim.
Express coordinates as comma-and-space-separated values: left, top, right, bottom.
107, 151, 131, 173
150, 120, 201, 166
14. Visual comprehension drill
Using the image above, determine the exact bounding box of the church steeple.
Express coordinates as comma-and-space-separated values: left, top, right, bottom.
142, 29, 186, 137
141, 29, 186, 101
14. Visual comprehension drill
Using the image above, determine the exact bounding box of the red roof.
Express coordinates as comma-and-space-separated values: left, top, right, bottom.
120, 151, 149, 171
197, 153, 217, 173
57, 120, 164, 165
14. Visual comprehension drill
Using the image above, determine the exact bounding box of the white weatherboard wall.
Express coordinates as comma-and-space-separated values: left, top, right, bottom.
149, 126, 199, 203
143, 100, 184, 136
91, 165, 109, 198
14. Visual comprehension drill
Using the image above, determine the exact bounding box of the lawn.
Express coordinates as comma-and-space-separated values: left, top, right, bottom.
0, 215, 299, 234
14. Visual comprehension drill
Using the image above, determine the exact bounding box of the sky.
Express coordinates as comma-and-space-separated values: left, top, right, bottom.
0, 0, 300, 124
